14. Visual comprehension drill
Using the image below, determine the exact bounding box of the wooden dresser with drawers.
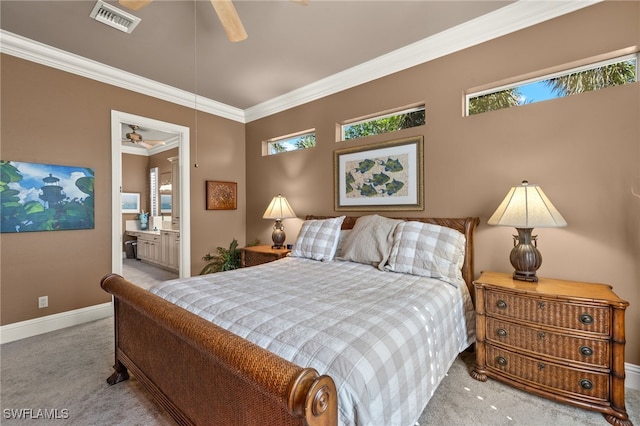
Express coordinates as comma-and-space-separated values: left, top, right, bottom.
471, 271, 631, 426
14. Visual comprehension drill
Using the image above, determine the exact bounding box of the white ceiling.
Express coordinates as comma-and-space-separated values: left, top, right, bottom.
1, 0, 598, 127
1, 1, 512, 108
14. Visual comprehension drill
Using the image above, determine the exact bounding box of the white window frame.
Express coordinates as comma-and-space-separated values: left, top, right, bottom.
340, 104, 426, 141
149, 167, 159, 217
465, 53, 639, 116
262, 129, 316, 156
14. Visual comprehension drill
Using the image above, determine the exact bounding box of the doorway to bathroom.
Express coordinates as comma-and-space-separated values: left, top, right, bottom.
110, 110, 191, 280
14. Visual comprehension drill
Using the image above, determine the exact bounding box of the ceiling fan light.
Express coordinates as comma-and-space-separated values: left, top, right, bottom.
126, 131, 142, 141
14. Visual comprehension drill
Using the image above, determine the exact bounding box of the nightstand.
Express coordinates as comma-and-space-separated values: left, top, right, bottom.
471, 271, 630, 426
241, 245, 290, 267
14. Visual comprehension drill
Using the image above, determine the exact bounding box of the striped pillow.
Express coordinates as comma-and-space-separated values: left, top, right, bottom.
290, 216, 346, 261
386, 221, 466, 287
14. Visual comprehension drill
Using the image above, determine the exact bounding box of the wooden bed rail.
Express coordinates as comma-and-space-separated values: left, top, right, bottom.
101, 273, 338, 426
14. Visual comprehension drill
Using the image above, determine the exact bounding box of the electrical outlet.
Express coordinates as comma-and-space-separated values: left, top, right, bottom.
38, 296, 48, 308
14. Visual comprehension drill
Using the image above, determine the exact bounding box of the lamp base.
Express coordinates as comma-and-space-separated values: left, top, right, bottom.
510, 228, 542, 282
271, 219, 286, 249
512, 272, 539, 282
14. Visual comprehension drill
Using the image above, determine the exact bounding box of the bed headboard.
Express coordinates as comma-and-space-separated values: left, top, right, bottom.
305, 215, 480, 299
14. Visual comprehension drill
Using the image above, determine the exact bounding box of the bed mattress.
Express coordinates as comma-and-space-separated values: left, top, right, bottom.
150, 257, 475, 426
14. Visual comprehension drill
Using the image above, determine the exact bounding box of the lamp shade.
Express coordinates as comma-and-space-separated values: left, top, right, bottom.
263, 195, 296, 220
488, 181, 567, 228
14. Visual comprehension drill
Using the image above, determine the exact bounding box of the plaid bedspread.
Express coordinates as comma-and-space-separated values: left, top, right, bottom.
150, 257, 475, 426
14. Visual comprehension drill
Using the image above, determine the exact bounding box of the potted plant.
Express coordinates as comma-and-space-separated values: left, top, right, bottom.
200, 238, 258, 275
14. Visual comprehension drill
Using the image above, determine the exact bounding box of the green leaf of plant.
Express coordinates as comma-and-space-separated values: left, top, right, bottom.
75, 176, 94, 195
23, 201, 44, 215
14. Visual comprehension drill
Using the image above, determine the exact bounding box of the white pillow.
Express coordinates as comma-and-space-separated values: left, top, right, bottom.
338, 214, 402, 269
386, 221, 466, 286
290, 216, 346, 261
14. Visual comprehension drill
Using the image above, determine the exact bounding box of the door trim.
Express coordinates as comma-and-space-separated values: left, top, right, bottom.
111, 110, 191, 278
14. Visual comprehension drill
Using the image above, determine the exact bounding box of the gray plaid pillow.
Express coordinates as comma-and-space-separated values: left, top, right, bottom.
386, 221, 466, 286
290, 216, 346, 261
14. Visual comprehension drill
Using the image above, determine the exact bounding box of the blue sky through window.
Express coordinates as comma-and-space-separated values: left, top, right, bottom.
517, 81, 558, 104
468, 54, 637, 115
267, 132, 316, 155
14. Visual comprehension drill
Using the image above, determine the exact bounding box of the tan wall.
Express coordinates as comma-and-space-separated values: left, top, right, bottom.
246, 2, 640, 364
0, 55, 246, 325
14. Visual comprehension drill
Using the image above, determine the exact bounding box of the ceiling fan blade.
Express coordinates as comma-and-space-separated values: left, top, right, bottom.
118, 0, 153, 11
126, 132, 142, 142
210, 0, 248, 42
143, 140, 166, 146
137, 141, 153, 149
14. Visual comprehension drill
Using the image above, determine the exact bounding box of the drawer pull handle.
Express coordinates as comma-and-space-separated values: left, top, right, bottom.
537, 332, 545, 339
579, 313, 594, 325
538, 301, 545, 309
496, 356, 507, 366
580, 379, 593, 390
496, 328, 507, 338
496, 300, 508, 309
580, 346, 594, 357
538, 363, 545, 370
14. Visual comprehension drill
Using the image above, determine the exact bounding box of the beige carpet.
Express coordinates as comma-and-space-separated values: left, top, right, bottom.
420, 349, 639, 425
1, 316, 638, 425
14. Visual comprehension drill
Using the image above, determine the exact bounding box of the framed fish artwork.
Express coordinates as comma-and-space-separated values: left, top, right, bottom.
333, 136, 423, 211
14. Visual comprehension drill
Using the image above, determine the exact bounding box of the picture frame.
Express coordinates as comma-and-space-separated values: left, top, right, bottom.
0, 160, 95, 233
206, 181, 237, 210
121, 192, 141, 214
334, 136, 424, 211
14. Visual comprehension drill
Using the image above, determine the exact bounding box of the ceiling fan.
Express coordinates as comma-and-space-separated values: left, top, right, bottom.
118, 0, 307, 43
124, 125, 166, 149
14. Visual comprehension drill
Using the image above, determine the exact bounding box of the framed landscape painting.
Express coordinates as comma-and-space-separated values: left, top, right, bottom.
121, 193, 140, 214
0, 160, 95, 233
334, 136, 424, 211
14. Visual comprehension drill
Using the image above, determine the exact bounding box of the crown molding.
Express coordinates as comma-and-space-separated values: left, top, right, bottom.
244, 0, 600, 122
0, 30, 245, 123
1, 1, 599, 124
121, 140, 179, 156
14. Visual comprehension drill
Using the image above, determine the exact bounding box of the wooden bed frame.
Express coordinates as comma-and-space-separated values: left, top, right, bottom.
101, 216, 479, 426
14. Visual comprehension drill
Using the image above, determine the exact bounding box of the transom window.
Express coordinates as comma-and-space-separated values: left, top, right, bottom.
466, 53, 638, 116
340, 105, 425, 141
263, 130, 316, 156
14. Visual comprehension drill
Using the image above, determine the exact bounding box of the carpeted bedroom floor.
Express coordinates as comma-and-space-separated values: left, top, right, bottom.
2, 260, 638, 425
1, 317, 638, 425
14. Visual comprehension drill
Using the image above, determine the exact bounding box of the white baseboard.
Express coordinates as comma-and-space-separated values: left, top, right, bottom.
626, 362, 640, 391
0, 302, 113, 344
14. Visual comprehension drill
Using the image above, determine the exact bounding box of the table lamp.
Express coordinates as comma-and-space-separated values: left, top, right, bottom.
488, 180, 567, 282
262, 194, 296, 249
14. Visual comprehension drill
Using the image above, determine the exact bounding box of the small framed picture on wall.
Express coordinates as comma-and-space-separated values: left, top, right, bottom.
206, 181, 237, 210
